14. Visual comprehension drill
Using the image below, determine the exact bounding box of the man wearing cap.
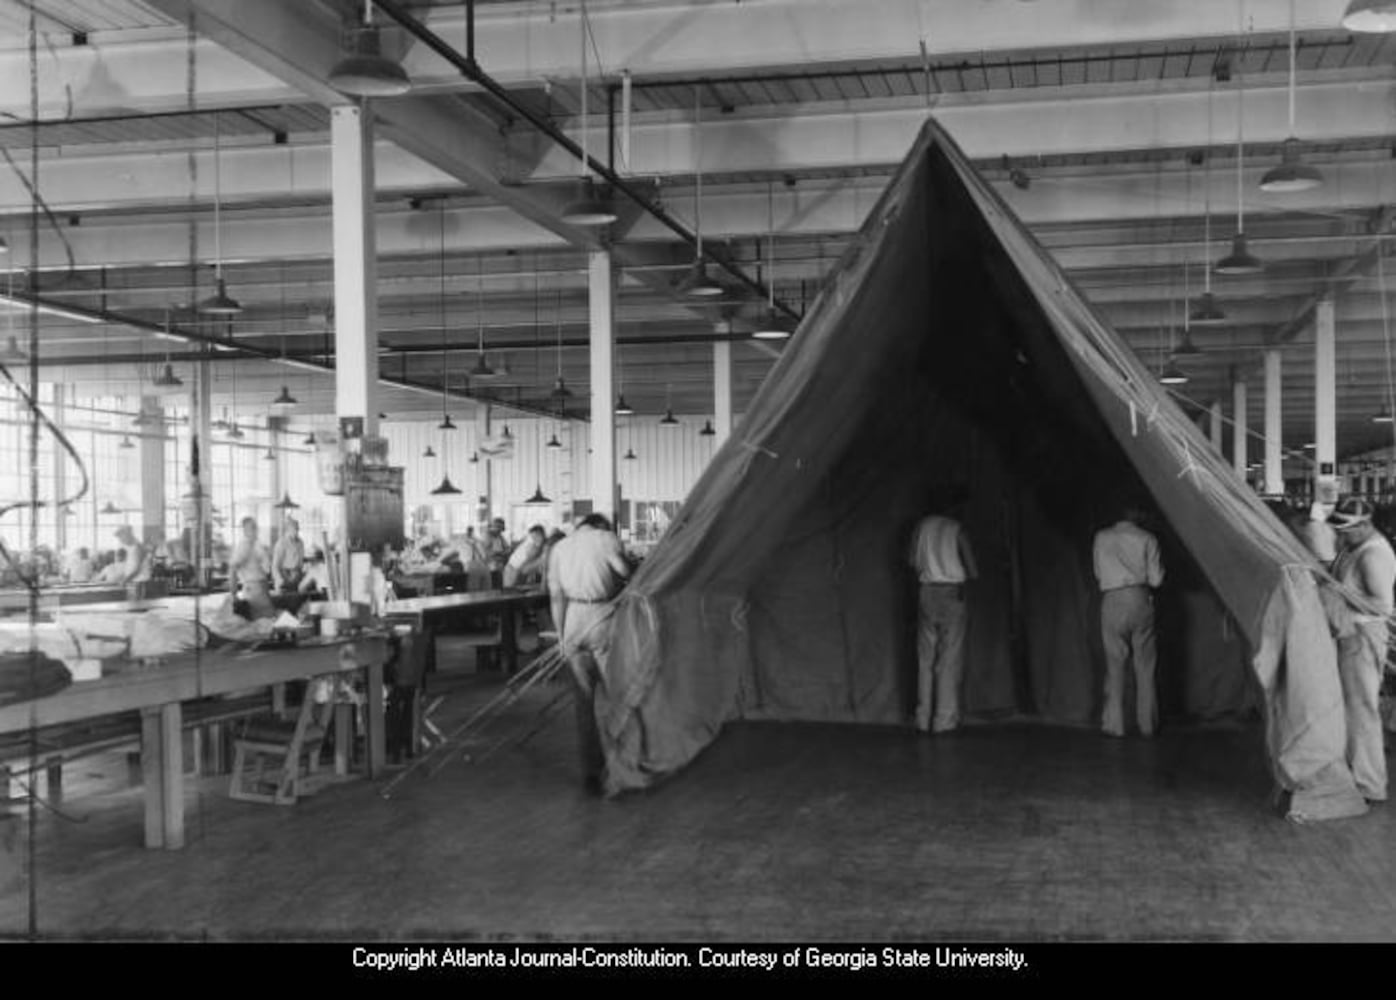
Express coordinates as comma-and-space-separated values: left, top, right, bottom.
1328, 497, 1394, 804
908, 489, 978, 735
547, 513, 631, 795
1093, 504, 1164, 738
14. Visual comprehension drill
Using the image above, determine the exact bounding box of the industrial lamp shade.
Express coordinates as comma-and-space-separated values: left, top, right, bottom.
560, 179, 618, 226
752, 308, 793, 340
430, 475, 462, 496
153, 363, 184, 392
198, 277, 243, 316
1172, 331, 1204, 358
545, 433, 562, 449
118, 434, 135, 450
623, 447, 638, 461
525, 484, 551, 504
329, 27, 412, 97
614, 394, 634, 416
264, 448, 277, 461
699, 420, 716, 437
659, 408, 680, 427
1158, 360, 1190, 386
226, 423, 245, 440
275, 491, 300, 510
1373, 405, 1395, 425
100, 501, 121, 515
423, 444, 436, 458
304, 432, 317, 446
1214, 233, 1264, 276
438, 413, 457, 431
1188, 291, 1228, 326
270, 385, 299, 410
551, 377, 573, 399
1259, 138, 1325, 193
1342, 0, 1396, 32
469, 352, 497, 379
678, 259, 725, 298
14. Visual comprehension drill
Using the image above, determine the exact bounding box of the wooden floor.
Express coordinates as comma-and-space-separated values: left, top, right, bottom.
1, 656, 1393, 943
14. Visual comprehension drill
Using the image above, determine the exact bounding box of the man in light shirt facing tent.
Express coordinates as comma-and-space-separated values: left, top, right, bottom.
1093, 502, 1164, 739
908, 486, 978, 735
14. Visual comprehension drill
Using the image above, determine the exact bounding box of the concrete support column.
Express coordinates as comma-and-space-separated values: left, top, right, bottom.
139, 396, 165, 547
1314, 297, 1337, 502
713, 340, 733, 447
1232, 376, 1248, 480
331, 104, 380, 602
589, 251, 617, 523
1210, 399, 1224, 454
475, 403, 492, 530
1264, 350, 1284, 497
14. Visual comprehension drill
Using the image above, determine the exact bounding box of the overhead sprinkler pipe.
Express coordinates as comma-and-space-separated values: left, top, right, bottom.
371, 0, 797, 320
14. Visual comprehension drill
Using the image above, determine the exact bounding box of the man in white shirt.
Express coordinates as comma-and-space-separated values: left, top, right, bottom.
1092, 504, 1165, 738
229, 515, 275, 618
503, 525, 548, 587
1328, 498, 1394, 804
113, 525, 151, 585
908, 490, 978, 734
271, 517, 307, 592
64, 547, 94, 585
547, 513, 632, 794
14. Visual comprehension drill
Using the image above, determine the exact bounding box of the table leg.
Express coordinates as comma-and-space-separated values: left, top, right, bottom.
160, 703, 184, 849
365, 659, 385, 778
334, 703, 351, 777
140, 708, 163, 849
503, 607, 520, 674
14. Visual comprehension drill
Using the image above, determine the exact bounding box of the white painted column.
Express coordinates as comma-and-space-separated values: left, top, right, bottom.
714, 340, 733, 446
1314, 297, 1338, 502
1232, 376, 1248, 479
331, 104, 380, 601
589, 251, 617, 522
53, 384, 66, 552
475, 403, 492, 529
139, 395, 165, 547
1264, 350, 1284, 497
1209, 399, 1224, 454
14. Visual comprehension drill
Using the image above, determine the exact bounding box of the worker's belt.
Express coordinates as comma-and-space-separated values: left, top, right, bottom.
920, 582, 964, 596
566, 596, 611, 604
1103, 583, 1149, 594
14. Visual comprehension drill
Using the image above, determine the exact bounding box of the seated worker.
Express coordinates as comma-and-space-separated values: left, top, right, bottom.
271, 517, 307, 592
503, 525, 548, 587
64, 547, 95, 584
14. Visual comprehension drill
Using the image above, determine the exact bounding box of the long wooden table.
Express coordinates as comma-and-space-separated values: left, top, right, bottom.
0, 634, 389, 849
383, 588, 548, 674
0, 585, 130, 615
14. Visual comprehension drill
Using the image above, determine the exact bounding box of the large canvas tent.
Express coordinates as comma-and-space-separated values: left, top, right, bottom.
599, 119, 1369, 822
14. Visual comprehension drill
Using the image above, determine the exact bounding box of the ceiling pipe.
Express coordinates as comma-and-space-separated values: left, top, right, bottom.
372, 0, 800, 323
4, 290, 567, 421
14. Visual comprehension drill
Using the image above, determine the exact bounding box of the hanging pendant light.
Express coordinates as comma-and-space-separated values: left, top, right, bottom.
1260, 3, 1323, 193
1159, 359, 1190, 386
624, 447, 638, 461
264, 448, 276, 461
100, 500, 122, 515
423, 444, 436, 458
753, 181, 793, 339
436, 203, 459, 434
1191, 103, 1228, 326
699, 419, 716, 437
526, 483, 552, 504
614, 393, 634, 416
659, 383, 680, 426
132, 409, 152, 428
502, 424, 513, 439
198, 112, 242, 315
1342, 0, 1396, 32
1190, 291, 1227, 326
679, 85, 724, 298
304, 431, 317, 446
430, 475, 462, 495
275, 492, 300, 510
1174, 330, 1205, 358
468, 451, 479, 464
546, 432, 563, 449
551, 287, 573, 402
1216, 50, 1263, 276
118, 433, 135, 449
560, 11, 616, 226
470, 257, 498, 379
329, 0, 412, 97
438, 412, 457, 431
1372, 405, 1394, 424
270, 385, 298, 411
226, 422, 245, 440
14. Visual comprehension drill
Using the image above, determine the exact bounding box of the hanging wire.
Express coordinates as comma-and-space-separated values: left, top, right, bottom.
1378, 240, 1396, 450
1203, 76, 1214, 292
694, 84, 703, 259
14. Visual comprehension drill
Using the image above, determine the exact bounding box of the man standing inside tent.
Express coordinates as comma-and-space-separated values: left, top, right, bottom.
1328, 498, 1393, 804
1093, 504, 1164, 738
908, 489, 978, 734
548, 513, 632, 795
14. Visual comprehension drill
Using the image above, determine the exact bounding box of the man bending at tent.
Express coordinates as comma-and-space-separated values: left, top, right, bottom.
1093, 504, 1164, 738
1328, 498, 1393, 804
548, 513, 631, 795
909, 490, 977, 734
